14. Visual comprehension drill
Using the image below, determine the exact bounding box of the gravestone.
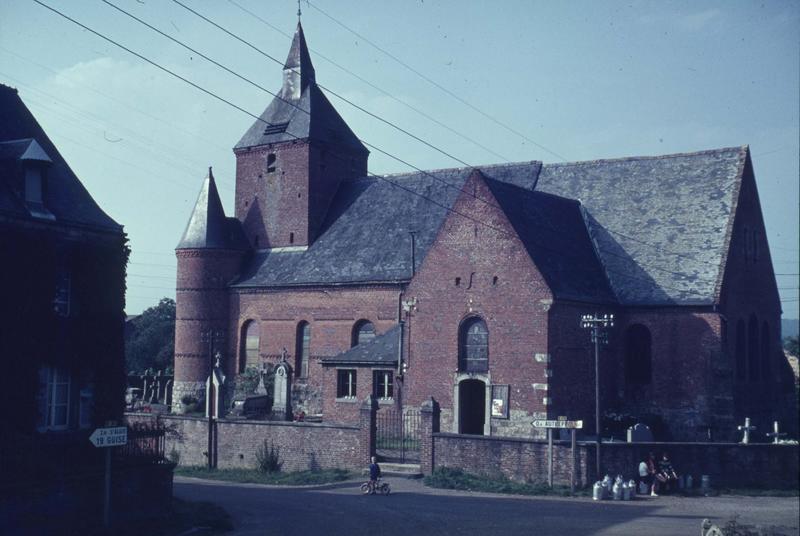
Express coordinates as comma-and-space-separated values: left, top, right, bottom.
626, 423, 653, 442
271, 359, 292, 421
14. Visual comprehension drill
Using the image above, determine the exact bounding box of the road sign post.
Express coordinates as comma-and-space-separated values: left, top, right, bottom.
532, 420, 582, 490
90, 426, 128, 528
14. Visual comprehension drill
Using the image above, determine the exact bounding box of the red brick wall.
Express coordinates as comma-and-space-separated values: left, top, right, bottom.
126, 408, 373, 472
403, 171, 553, 436
228, 285, 401, 419
718, 156, 796, 435
431, 433, 799, 490
233, 140, 367, 249
610, 309, 724, 440
174, 250, 244, 386
547, 301, 609, 433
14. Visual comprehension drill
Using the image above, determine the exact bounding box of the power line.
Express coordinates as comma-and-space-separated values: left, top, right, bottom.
157, 1, 741, 278
305, 0, 569, 162
30, 1, 774, 303
226, 0, 512, 163
114, 0, 476, 174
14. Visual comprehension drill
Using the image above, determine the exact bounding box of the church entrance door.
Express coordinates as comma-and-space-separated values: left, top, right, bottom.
458, 379, 486, 435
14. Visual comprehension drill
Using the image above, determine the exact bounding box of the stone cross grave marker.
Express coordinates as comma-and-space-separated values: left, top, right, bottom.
765, 421, 786, 444
737, 417, 756, 444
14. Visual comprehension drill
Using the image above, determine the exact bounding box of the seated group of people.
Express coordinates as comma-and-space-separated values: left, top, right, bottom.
638, 451, 678, 496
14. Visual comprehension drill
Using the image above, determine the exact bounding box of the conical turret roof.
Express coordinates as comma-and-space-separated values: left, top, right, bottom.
177, 168, 239, 249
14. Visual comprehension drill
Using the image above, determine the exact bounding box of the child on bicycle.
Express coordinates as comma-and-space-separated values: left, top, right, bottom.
369, 456, 381, 489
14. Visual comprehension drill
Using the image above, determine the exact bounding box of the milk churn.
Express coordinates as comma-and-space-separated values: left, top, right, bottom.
612, 477, 623, 500
625, 480, 636, 500
677, 475, 685, 489
601, 475, 612, 499
686, 474, 693, 489
700, 475, 711, 495
593, 481, 604, 500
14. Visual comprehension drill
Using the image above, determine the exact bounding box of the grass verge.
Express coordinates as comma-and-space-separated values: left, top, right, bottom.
424, 467, 588, 497
175, 466, 355, 486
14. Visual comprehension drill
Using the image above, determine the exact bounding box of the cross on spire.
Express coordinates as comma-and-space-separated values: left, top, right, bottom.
297, 0, 302, 20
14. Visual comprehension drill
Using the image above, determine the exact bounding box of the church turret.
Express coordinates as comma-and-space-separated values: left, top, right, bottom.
173, 168, 248, 412
233, 22, 368, 250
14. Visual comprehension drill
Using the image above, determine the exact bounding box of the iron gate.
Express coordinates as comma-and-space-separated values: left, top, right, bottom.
376, 408, 421, 463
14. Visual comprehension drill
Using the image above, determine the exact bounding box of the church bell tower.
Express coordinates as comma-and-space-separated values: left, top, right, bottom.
233, 23, 369, 250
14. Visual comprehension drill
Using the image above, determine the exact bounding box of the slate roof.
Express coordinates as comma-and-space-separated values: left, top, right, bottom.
485, 178, 615, 303
0, 84, 121, 232
535, 147, 747, 305
177, 168, 248, 250
233, 162, 540, 288
234, 146, 747, 307
234, 24, 366, 154
321, 324, 401, 365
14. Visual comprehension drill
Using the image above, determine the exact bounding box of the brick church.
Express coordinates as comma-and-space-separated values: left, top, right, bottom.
173, 23, 796, 441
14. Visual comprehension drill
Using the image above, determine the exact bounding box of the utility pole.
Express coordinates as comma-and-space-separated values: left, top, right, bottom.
580, 313, 614, 479
200, 328, 224, 469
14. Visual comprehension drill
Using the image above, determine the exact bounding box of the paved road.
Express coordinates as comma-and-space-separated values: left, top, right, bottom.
174, 476, 799, 536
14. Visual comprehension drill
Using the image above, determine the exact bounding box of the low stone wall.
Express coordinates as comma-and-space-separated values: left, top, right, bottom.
430, 431, 800, 490
126, 411, 371, 472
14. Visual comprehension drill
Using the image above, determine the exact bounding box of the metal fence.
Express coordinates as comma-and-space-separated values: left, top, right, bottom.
376, 408, 421, 463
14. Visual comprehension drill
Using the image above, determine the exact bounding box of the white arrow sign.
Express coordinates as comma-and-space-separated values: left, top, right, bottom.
89, 426, 128, 448
532, 420, 583, 429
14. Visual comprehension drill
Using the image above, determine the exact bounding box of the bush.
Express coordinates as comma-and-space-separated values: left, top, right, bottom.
255, 439, 282, 473
168, 447, 181, 465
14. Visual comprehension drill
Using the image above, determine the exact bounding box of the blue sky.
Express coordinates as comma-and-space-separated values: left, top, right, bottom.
1, 0, 797, 317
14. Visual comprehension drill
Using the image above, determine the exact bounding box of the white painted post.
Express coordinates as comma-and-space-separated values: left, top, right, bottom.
547, 428, 553, 488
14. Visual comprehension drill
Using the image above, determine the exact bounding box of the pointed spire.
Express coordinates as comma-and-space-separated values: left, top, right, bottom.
280, 22, 315, 101
177, 167, 231, 249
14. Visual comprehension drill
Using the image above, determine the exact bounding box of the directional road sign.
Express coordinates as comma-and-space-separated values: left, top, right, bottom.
531, 419, 583, 429
89, 426, 128, 448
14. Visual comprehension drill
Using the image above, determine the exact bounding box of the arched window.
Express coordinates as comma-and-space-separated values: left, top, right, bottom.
625, 324, 652, 385
748, 314, 759, 382
761, 322, 771, 380
296, 321, 310, 379
459, 317, 488, 373
239, 320, 260, 373
735, 319, 746, 381
352, 320, 376, 347
266, 153, 276, 173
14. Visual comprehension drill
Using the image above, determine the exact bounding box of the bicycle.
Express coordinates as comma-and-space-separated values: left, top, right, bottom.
360, 478, 390, 495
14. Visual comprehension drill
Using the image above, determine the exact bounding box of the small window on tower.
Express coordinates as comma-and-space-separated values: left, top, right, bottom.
290, 232, 295, 244
267, 153, 277, 173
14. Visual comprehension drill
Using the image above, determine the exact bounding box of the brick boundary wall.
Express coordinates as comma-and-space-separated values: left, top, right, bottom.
428, 433, 799, 490
420, 398, 799, 490
126, 396, 377, 472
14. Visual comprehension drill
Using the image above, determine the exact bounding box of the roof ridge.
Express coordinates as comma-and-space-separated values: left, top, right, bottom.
378, 160, 541, 179
543, 146, 747, 168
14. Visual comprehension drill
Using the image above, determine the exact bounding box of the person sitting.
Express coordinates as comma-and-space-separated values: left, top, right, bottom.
657, 451, 679, 493
638, 454, 656, 496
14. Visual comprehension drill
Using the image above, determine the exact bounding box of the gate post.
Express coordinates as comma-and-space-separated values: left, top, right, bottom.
359, 395, 379, 465
420, 397, 440, 475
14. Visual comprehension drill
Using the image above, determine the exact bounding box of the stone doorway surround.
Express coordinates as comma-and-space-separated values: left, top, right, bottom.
452, 372, 491, 436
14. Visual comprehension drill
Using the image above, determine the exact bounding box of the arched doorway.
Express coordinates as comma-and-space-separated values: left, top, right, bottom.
458, 379, 486, 435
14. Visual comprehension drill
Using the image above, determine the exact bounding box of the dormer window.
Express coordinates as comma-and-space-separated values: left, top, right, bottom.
266, 153, 277, 173
25, 166, 43, 204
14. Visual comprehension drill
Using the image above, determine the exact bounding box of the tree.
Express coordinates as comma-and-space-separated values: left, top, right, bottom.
784, 335, 799, 358
125, 297, 175, 374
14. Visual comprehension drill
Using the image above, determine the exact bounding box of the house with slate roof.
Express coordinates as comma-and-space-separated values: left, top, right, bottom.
173, 24, 796, 441
0, 83, 130, 530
